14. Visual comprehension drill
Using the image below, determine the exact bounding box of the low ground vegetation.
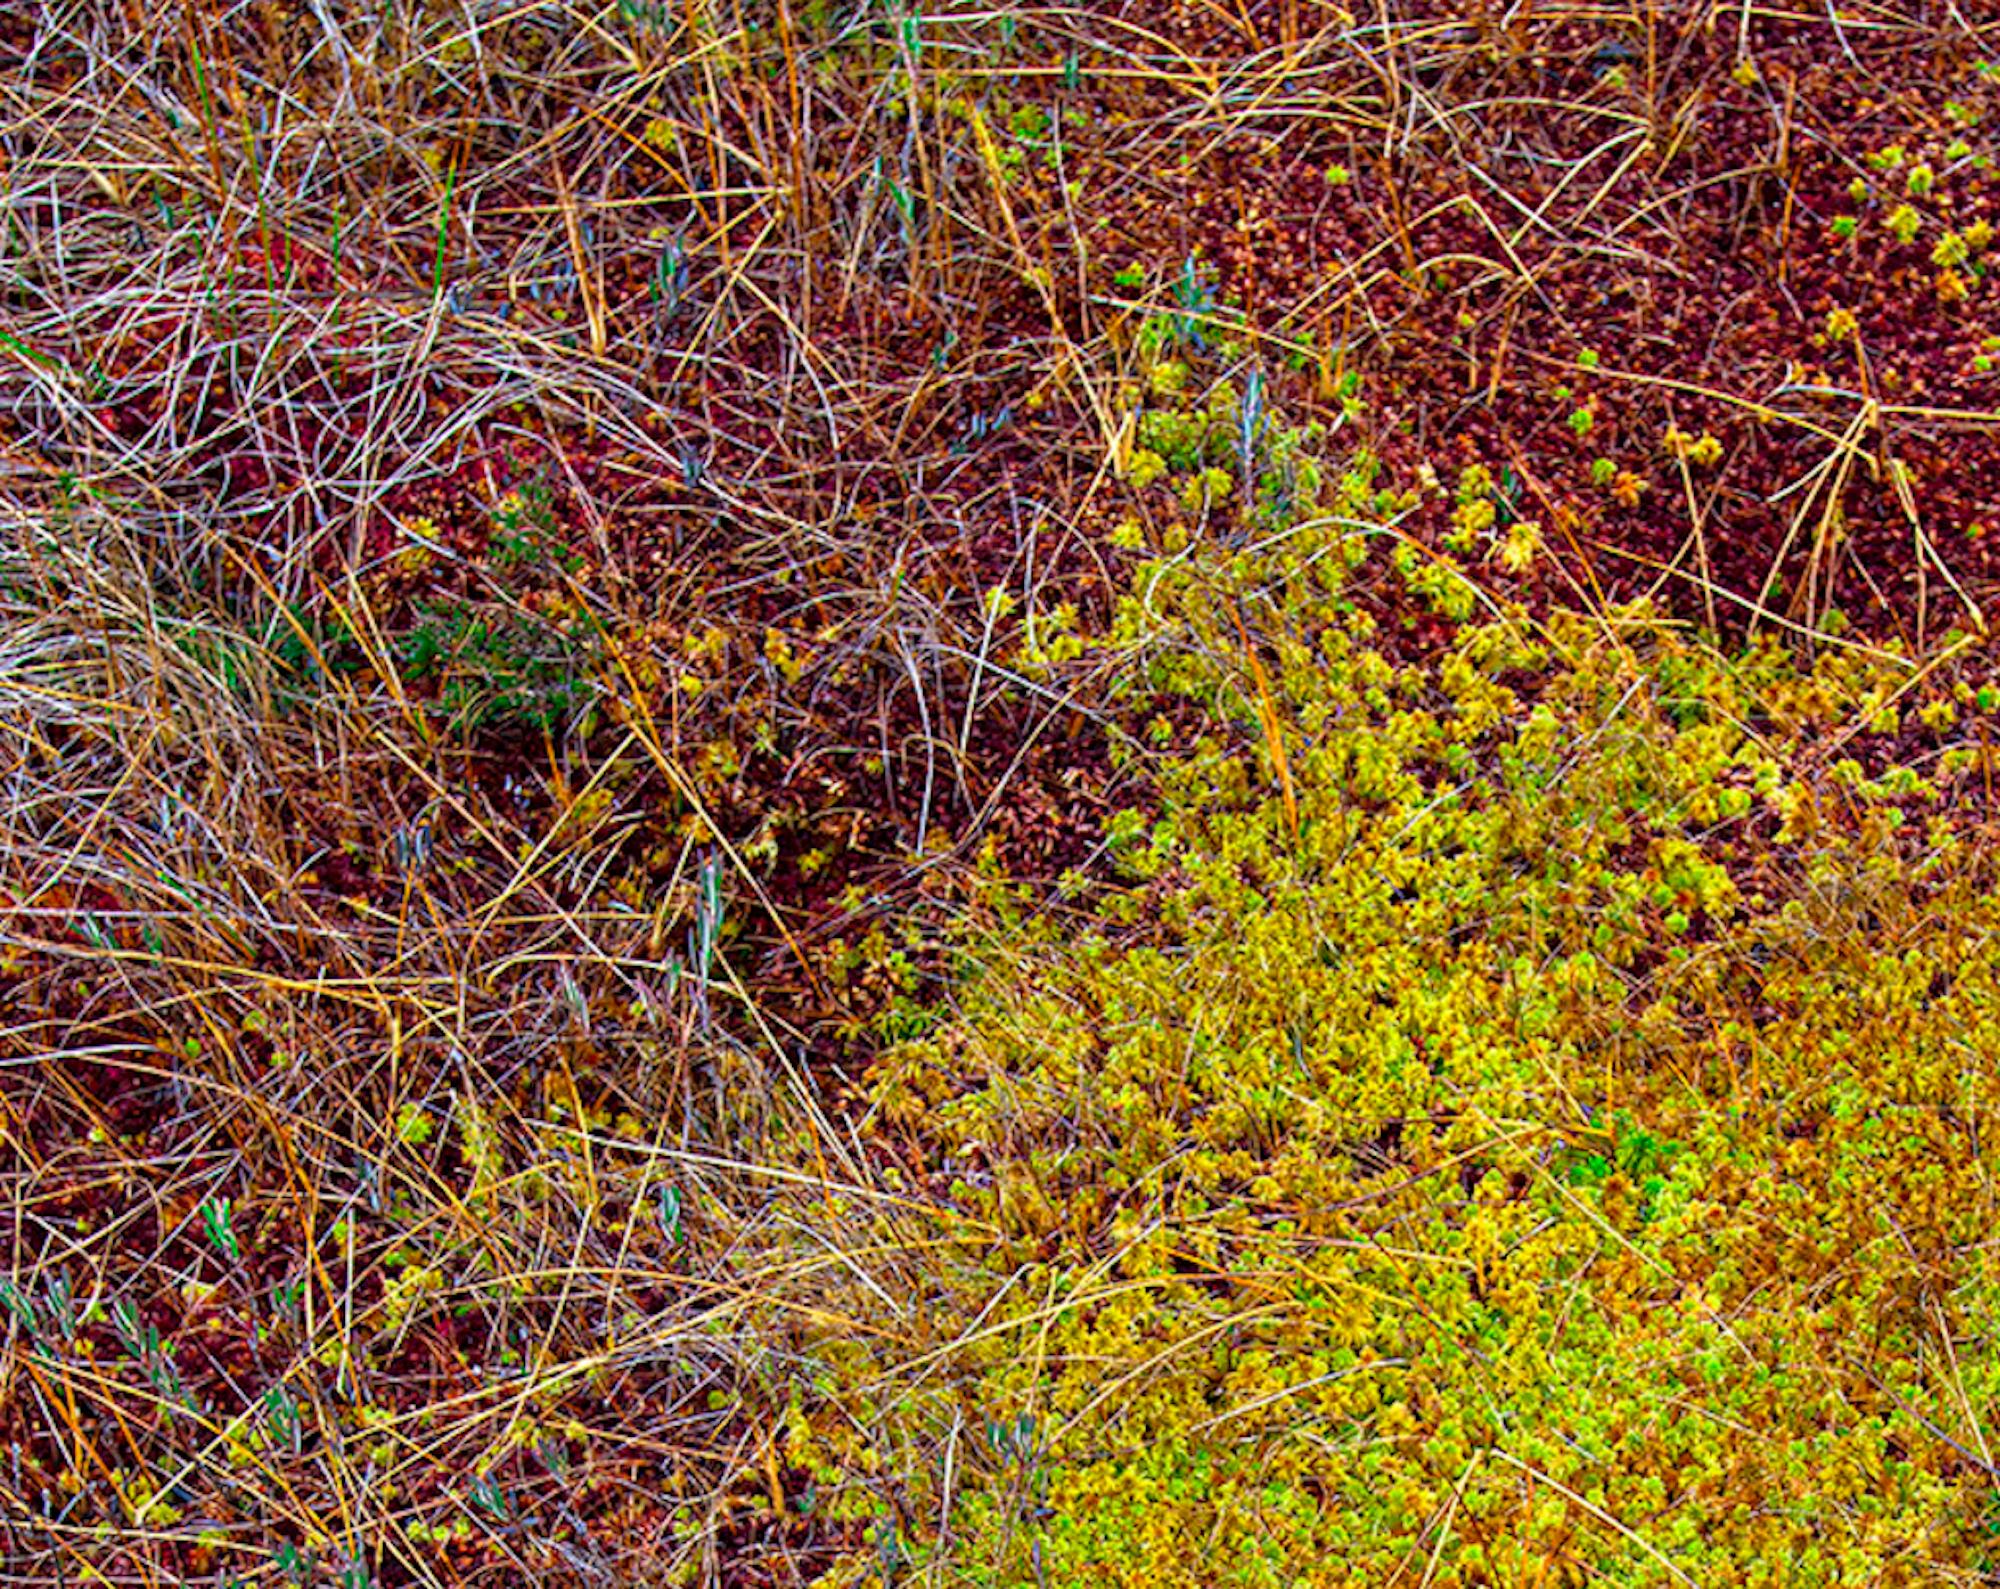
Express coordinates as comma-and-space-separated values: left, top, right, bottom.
4, 1, 2000, 1585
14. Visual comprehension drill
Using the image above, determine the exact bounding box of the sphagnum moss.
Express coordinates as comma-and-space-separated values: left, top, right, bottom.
821, 533, 2000, 1588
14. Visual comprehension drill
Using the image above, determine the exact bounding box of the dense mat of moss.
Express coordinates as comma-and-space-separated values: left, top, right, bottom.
785, 529, 2000, 1587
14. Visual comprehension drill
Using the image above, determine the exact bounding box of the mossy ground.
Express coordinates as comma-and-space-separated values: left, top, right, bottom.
6, 3, 2000, 1587
843, 553, 2000, 1588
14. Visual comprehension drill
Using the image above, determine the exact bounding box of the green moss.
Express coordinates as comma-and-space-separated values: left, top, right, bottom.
1135, 407, 1216, 472
815, 519, 2000, 1585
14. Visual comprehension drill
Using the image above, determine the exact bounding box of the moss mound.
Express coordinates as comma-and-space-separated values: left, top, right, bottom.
801, 534, 2000, 1587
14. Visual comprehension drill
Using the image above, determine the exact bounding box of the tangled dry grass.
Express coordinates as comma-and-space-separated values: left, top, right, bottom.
5, 0, 2000, 1585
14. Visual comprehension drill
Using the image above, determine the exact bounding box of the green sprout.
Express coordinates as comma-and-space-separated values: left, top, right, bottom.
201, 1197, 240, 1264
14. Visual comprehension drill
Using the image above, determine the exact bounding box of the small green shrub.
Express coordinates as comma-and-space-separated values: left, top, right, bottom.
397, 601, 600, 735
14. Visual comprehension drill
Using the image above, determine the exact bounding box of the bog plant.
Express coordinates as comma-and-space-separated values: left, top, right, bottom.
781, 517, 2000, 1588
10, 5, 2000, 1585
395, 600, 601, 736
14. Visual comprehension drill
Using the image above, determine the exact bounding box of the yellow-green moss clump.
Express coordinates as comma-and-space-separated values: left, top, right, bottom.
793, 522, 2000, 1587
